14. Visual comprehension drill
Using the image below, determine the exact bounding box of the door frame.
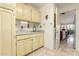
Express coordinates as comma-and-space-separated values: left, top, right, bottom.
55, 7, 60, 49
55, 9, 76, 49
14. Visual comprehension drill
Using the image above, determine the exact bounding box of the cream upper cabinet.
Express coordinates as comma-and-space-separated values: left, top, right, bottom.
33, 37, 39, 50
32, 7, 41, 23
36, 10, 41, 22
23, 5, 32, 21
23, 38, 32, 55
0, 8, 16, 56
16, 4, 41, 23
16, 40, 24, 56
31, 8, 36, 22
16, 4, 32, 21
16, 4, 23, 20
37, 11, 41, 22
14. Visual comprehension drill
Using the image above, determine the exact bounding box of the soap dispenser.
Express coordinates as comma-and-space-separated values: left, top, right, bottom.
33, 25, 36, 32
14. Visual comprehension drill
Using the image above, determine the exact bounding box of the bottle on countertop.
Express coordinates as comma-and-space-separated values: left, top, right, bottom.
33, 25, 36, 32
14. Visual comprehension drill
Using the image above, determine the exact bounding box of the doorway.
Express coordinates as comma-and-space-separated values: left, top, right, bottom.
59, 10, 76, 49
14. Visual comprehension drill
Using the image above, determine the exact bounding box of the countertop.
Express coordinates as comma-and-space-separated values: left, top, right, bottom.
16, 31, 44, 36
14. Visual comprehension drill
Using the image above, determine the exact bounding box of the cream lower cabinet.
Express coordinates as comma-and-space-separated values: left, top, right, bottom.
23, 38, 32, 55
16, 38, 32, 56
16, 40, 24, 56
39, 36, 44, 47
33, 37, 40, 50
32, 35, 43, 50
16, 33, 44, 56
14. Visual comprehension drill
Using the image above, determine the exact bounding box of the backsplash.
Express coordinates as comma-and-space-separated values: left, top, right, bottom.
16, 20, 43, 34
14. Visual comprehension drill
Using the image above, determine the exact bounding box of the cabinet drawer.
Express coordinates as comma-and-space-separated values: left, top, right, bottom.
17, 35, 32, 40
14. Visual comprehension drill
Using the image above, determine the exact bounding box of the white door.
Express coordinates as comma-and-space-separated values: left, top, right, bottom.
55, 7, 60, 49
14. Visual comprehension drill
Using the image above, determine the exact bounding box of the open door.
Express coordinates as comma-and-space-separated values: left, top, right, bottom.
55, 7, 60, 49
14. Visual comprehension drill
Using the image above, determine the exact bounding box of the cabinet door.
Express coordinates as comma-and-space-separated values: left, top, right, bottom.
37, 11, 41, 22
16, 41, 24, 56
35, 10, 41, 22
23, 38, 32, 55
0, 9, 13, 56
39, 36, 44, 47
33, 37, 39, 50
32, 8, 38, 22
32, 8, 41, 23
23, 5, 32, 21
16, 4, 23, 20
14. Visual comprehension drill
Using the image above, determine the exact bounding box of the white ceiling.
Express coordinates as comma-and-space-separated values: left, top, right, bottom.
30, 3, 48, 8
56, 3, 72, 7
29, 3, 79, 8
60, 10, 76, 24
56, 3, 79, 8
31, 3, 45, 8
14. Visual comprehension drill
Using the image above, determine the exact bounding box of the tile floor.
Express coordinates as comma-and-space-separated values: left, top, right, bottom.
28, 47, 79, 56
28, 34, 79, 56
